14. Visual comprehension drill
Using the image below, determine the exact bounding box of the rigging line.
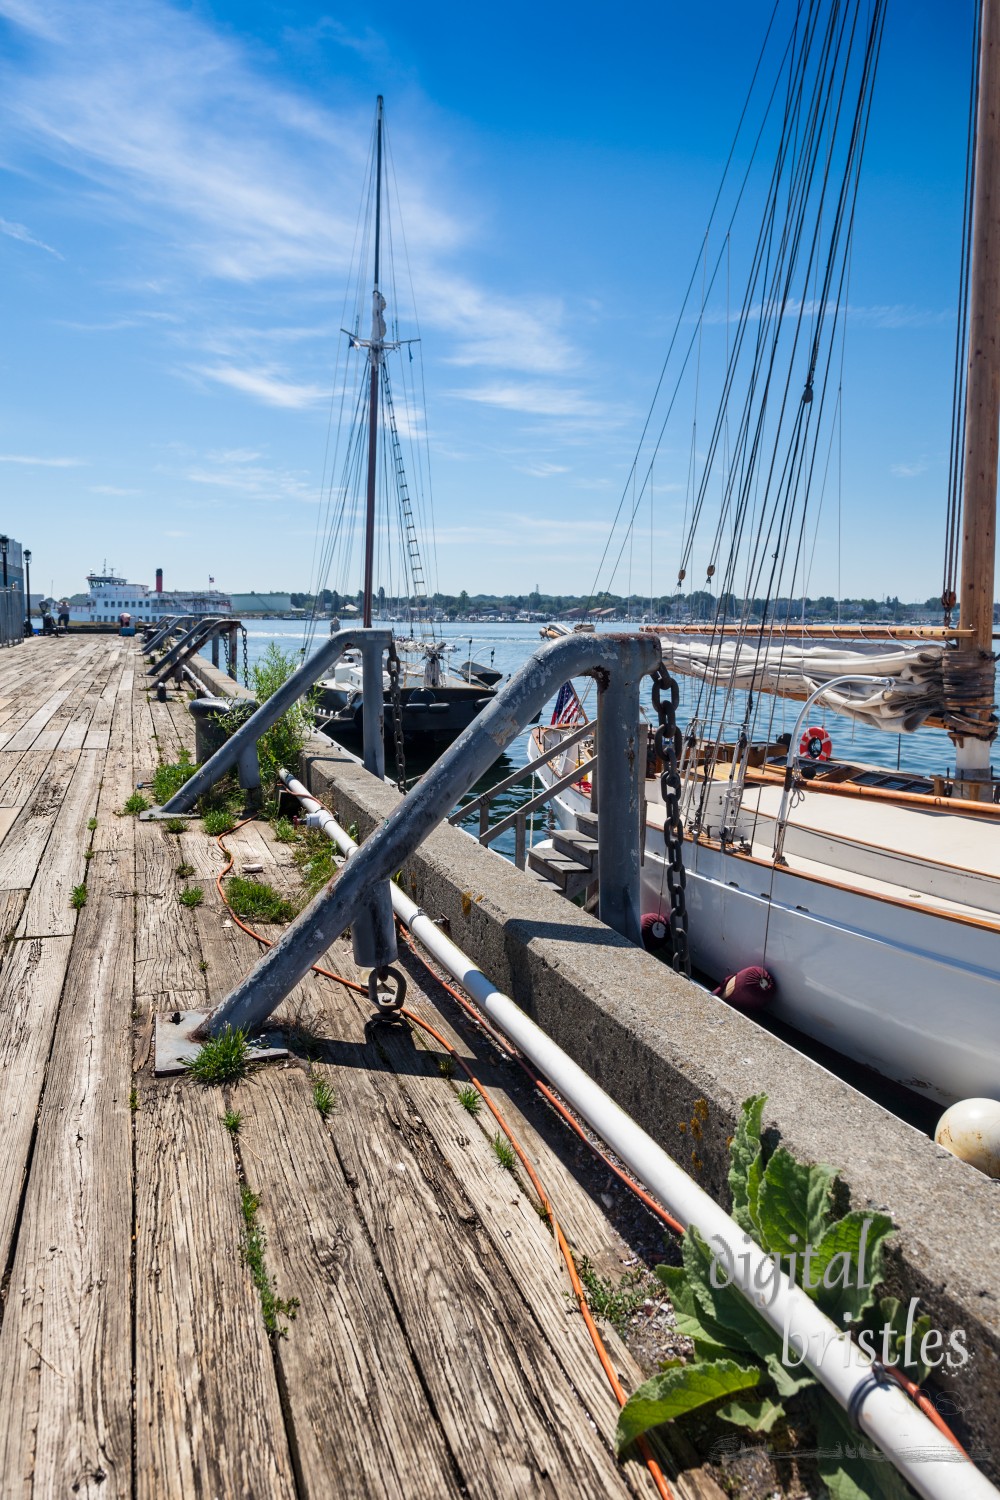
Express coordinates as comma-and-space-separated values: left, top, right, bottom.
307, 109, 380, 645
582, 0, 789, 611
680, 0, 829, 583
604, 0, 816, 605
944, 0, 982, 614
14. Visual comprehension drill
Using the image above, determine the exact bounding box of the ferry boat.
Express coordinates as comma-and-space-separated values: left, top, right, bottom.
68, 567, 232, 624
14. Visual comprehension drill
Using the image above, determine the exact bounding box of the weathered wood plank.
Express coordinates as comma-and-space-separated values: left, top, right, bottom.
134, 1083, 297, 1500
292, 970, 642, 1500
0, 751, 54, 811
0, 889, 27, 937
0, 935, 74, 1267
0, 859, 133, 1499
134, 820, 207, 1003
1, 691, 71, 752
0, 751, 80, 891
238, 1070, 463, 1499
17, 750, 104, 939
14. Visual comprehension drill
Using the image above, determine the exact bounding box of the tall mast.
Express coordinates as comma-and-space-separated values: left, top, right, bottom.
956, 0, 1000, 781
362, 96, 385, 631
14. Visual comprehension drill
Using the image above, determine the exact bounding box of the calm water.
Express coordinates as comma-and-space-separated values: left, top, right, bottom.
212, 618, 993, 861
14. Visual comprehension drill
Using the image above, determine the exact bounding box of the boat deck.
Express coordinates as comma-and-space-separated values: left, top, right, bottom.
0, 635, 720, 1500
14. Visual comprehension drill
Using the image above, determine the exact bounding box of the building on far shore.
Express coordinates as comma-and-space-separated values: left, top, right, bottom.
229, 592, 294, 616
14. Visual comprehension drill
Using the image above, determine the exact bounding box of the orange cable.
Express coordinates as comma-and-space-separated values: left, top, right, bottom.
213, 813, 969, 1472
212, 819, 676, 1500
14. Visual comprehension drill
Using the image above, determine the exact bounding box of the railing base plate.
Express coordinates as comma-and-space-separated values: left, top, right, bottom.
154, 1009, 288, 1076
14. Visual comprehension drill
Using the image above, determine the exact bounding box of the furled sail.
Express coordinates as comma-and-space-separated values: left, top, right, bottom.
657, 636, 963, 734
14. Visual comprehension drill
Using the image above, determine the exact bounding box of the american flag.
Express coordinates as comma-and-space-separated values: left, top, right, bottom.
209, 575, 215, 584
550, 680, 583, 725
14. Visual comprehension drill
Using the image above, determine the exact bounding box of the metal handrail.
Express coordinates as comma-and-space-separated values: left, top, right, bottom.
480, 756, 596, 847
448, 717, 592, 826
198, 631, 660, 1037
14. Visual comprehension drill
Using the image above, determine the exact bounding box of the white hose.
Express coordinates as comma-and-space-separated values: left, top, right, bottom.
281, 768, 996, 1500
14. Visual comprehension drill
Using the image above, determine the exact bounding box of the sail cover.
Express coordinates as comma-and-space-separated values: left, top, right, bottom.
657, 636, 954, 734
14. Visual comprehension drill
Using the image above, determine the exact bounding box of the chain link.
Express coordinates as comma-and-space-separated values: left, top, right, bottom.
241, 626, 249, 689
650, 664, 691, 976
221, 629, 232, 675
387, 639, 407, 794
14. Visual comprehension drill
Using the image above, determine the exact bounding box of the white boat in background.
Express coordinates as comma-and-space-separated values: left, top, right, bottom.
533, 0, 1000, 1110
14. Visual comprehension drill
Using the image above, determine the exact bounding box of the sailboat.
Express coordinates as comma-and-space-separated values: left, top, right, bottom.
533, 0, 1000, 1110
311, 97, 498, 750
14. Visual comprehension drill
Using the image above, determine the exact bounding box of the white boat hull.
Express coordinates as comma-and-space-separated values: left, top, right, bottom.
541, 766, 1000, 1108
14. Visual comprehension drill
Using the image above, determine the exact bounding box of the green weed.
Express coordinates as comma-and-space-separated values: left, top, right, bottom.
221, 1109, 243, 1135
184, 1025, 248, 1084
225, 876, 295, 923
153, 749, 195, 805
129, 1086, 139, 1113
202, 808, 237, 837
178, 886, 204, 908
70, 883, 87, 911
87, 818, 98, 831
84, 849, 95, 861
175, 861, 195, 878
578, 1256, 652, 1338
240, 1186, 299, 1336
246, 644, 317, 798
164, 817, 188, 834
294, 828, 337, 897
122, 792, 150, 816
457, 1084, 481, 1116
272, 817, 296, 843
437, 1055, 455, 1079
490, 1133, 517, 1172
311, 1077, 336, 1119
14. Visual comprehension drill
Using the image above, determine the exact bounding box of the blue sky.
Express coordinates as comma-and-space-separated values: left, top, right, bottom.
0, 0, 980, 602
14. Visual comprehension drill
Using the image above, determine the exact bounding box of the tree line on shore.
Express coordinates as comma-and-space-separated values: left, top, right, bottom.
288, 588, 960, 622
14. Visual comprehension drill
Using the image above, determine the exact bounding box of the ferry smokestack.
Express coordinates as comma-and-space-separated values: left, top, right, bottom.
156, 567, 163, 594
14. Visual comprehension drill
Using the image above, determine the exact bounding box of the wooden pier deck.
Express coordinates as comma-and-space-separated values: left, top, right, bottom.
0, 635, 722, 1500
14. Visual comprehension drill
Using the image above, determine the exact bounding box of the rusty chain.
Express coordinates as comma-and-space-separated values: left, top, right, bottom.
650, 664, 691, 976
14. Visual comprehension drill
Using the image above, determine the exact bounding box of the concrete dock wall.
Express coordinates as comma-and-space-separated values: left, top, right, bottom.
185, 649, 999, 1475
301, 737, 1000, 1477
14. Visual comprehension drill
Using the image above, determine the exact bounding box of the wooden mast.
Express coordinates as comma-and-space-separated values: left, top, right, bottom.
956, 0, 1000, 777
362, 96, 384, 631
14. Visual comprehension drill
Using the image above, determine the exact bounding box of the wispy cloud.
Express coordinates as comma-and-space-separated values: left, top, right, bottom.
0, 216, 62, 257
186, 451, 317, 504
196, 365, 327, 408
701, 298, 949, 330
0, 0, 581, 384
515, 461, 569, 477
890, 459, 928, 479
452, 383, 605, 418
89, 483, 140, 494
0, 452, 84, 466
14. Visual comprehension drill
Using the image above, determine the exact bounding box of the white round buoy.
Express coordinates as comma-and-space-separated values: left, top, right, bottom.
934, 1098, 1000, 1178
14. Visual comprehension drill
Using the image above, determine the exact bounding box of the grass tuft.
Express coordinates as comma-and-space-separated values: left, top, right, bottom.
311, 1077, 336, 1119
122, 792, 150, 816
175, 861, 195, 878
272, 817, 296, 843
221, 1108, 243, 1135
457, 1084, 481, 1116
490, 1133, 517, 1172
437, 1055, 455, 1079
184, 1025, 248, 1084
203, 808, 237, 837
164, 817, 187, 834
87, 818, 98, 831
294, 828, 337, 897
70, 883, 87, 911
225, 876, 295, 923
178, 885, 204, 908
129, 1086, 139, 1113
152, 750, 195, 805
240, 1186, 300, 1337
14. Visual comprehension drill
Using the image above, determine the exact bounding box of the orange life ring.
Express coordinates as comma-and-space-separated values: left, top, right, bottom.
799, 725, 833, 761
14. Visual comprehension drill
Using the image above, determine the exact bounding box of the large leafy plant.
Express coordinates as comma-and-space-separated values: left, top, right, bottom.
616, 1095, 930, 1499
